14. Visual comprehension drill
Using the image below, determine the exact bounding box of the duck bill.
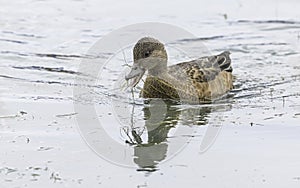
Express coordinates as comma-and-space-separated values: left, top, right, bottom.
125, 65, 145, 88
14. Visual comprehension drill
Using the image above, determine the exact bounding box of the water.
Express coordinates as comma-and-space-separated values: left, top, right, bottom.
1, 0, 300, 187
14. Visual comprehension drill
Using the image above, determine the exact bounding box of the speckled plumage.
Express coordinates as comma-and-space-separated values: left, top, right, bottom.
126, 37, 233, 103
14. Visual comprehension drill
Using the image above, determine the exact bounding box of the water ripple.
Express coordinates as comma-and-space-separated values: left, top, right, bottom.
12, 66, 83, 75
237, 20, 300, 25
2, 30, 45, 38
0, 38, 27, 44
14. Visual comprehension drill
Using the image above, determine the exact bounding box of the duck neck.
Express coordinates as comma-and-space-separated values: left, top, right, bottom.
148, 60, 168, 76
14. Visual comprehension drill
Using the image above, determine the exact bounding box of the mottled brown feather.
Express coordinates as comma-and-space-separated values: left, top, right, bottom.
140, 51, 233, 103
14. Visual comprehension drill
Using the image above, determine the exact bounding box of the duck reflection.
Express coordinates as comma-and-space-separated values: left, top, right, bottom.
133, 99, 178, 172
122, 99, 228, 172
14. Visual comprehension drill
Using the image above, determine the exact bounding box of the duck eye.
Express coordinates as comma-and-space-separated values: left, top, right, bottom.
144, 51, 150, 57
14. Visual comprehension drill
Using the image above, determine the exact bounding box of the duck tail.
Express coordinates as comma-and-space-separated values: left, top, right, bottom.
217, 51, 232, 72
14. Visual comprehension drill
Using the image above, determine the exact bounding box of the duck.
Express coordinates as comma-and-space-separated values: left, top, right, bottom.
125, 37, 233, 103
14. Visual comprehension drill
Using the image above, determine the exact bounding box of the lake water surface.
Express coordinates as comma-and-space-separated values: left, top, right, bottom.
1, 0, 300, 187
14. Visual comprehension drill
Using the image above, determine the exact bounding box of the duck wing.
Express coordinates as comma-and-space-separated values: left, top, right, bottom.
168, 51, 232, 82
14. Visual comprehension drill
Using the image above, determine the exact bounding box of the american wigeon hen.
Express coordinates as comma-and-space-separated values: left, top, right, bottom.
125, 37, 233, 103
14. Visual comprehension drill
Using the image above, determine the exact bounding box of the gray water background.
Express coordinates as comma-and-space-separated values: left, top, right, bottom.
0, 0, 300, 187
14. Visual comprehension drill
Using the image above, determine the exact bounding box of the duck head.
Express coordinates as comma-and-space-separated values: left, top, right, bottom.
125, 37, 168, 87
